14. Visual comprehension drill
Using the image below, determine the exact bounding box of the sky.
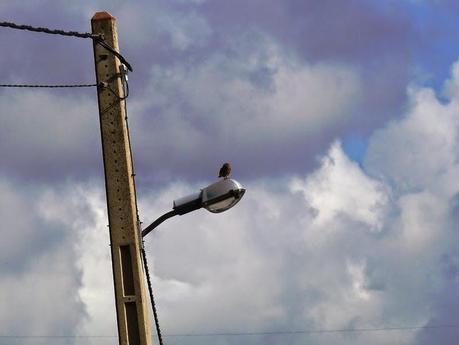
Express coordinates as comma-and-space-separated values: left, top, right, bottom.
1, 1, 459, 344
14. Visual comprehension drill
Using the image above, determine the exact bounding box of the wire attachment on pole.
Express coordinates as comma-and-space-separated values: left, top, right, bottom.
0, 20, 133, 72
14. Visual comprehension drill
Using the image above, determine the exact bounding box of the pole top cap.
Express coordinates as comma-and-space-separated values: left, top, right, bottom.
92, 11, 116, 22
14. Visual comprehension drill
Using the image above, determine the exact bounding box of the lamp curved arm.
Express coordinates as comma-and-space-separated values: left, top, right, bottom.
141, 209, 179, 238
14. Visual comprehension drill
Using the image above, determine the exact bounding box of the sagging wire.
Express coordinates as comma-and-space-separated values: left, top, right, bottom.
110, 60, 163, 343
141, 245, 164, 345
95, 38, 132, 72
0, 20, 133, 88
117, 64, 164, 344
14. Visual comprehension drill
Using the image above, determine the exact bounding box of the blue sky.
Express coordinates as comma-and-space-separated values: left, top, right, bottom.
1, 1, 459, 345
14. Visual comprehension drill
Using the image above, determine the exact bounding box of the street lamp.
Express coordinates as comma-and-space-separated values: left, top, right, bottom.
141, 178, 246, 237
140, 178, 245, 345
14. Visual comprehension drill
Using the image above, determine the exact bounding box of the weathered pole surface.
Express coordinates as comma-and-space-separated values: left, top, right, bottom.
91, 11, 152, 345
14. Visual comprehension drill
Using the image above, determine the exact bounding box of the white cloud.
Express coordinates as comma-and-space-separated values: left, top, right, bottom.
0, 178, 86, 338
141, 35, 361, 144
7, 65, 457, 342
291, 141, 388, 232
365, 73, 459, 196
72, 187, 117, 338
113, 137, 450, 344
0, 247, 85, 336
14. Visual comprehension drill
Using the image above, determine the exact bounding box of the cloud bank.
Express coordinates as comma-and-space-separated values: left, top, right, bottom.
2, 60, 452, 344
2, 2, 459, 345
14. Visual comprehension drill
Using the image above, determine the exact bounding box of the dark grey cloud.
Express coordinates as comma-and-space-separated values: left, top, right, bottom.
0, 0, 418, 186
0, 2, 95, 87
199, 0, 411, 62
0, 90, 103, 182
199, 0, 413, 123
414, 249, 459, 344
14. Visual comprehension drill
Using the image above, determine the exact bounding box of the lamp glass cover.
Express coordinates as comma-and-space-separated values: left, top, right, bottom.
205, 196, 239, 213
202, 179, 245, 213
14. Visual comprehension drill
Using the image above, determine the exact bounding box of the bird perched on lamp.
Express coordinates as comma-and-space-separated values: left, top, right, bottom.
218, 162, 231, 179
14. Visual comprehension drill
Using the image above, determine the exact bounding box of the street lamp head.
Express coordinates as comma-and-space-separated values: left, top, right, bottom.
201, 178, 245, 213
173, 178, 246, 215
143, 179, 246, 238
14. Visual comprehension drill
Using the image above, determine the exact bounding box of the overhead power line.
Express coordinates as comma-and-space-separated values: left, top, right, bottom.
0, 20, 132, 73
0, 83, 97, 88
0, 335, 116, 339
1, 323, 459, 339
0, 21, 102, 39
164, 324, 459, 337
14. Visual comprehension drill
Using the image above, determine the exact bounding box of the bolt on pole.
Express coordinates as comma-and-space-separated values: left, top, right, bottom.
91, 11, 153, 345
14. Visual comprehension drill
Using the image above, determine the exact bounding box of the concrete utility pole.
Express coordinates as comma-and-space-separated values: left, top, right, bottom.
91, 12, 152, 345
